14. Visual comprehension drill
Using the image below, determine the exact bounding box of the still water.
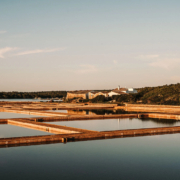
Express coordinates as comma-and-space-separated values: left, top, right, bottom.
45, 118, 180, 131
1, 134, 180, 180
0, 112, 45, 119
47, 110, 68, 113
48, 109, 132, 115
0, 124, 53, 138
0, 99, 48, 102
0, 99, 62, 102
0, 112, 52, 138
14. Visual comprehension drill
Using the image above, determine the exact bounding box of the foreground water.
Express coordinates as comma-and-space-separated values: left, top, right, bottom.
1, 134, 180, 180
0, 99, 62, 102
45, 118, 180, 131
1, 111, 180, 179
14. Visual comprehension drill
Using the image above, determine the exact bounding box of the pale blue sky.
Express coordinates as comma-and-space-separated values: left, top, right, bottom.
0, 0, 180, 91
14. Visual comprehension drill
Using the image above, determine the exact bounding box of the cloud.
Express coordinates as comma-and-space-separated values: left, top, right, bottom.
15, 48, 66, 56
138, 54, 180, 69
0, 31, 6, 34
76, 64, 97, 74
149, 58, 180, 69
0, 47, 18, 58
138, 54, 159, 59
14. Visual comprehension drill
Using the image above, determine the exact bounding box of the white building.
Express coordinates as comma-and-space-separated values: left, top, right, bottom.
125, 88, 137, 94
108, 86, 137, 97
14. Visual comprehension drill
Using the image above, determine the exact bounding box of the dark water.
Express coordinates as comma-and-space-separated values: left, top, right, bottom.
0, 112, 44, 119
1, 134, 180, 180
47, 110, 68, 113
0, 124, 53, 138
1, 111, 180, 180
0, 99, 48, 102
48, 109, 130, 115
45, 118, 180, 131
0, 99, 62, 102
72, 109, 128, 115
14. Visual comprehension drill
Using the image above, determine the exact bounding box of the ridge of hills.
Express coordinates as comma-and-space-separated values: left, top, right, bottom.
111, 83, 180, 105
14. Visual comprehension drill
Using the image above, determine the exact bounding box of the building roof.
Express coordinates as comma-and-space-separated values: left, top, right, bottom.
89, 91, 97, 94
102, 91, 111, 93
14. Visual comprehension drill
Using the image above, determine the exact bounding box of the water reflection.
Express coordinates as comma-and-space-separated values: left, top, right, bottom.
47, 110, 68, 113
46, 118, 180, 131
139, 118, 178, 125
48, 109, 134, 115
70, 109, 130, 115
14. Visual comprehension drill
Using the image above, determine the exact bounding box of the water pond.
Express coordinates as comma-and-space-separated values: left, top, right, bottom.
0, 112, 45, 119
48, 109, 134, 115
0, 124, 53, 138
1, 134, 180, 180
45, 118, 180, 131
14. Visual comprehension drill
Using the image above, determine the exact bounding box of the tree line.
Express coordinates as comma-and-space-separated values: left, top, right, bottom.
0, 91, 67, 99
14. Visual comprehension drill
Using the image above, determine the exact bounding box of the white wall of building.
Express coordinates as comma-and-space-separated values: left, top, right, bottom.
108, 92, 120, 97
108, 88, 137, 97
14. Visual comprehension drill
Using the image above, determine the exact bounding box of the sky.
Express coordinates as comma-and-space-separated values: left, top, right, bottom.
0, 0, 180, 91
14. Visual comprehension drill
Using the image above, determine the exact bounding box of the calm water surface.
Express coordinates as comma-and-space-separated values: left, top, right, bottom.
0, 112, 52, 138
48, 109, 130, 115
45, 118, 180, 131
47, 110, 68, 113
0, 99, 48, 102
0, 124, 53, 138
1, 134, 180, 180
0, 99, 62, 102
0, 112, 44, 119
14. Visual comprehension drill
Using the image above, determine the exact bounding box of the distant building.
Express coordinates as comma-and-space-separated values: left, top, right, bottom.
66, 90, 91, 100
108, 86, 137, 97
125, 87, 138, 94
66, 90, 110, 100
88, 91, 110, 99
66, 86, 137, 99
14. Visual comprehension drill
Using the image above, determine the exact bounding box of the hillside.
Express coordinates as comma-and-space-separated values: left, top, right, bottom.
1, 83, 180, 105
112, 83, 180, 105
